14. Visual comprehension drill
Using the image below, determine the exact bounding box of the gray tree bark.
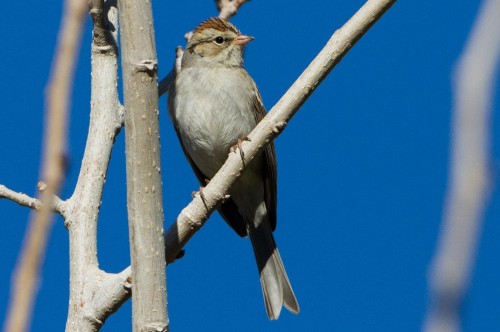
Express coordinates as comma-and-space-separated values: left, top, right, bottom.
117, 0, 168, 330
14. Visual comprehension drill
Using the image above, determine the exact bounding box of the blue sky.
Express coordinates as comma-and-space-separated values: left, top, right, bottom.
1, 0, 499, 331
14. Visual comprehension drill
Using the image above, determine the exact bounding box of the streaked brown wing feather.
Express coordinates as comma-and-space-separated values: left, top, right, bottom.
251, 82, 278, 231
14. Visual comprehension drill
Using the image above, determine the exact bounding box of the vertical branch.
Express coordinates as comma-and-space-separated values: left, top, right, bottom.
4, 0, 87, 331
64, 0, 124, 330
424, 0, 500, 331
118, 0, 168, 330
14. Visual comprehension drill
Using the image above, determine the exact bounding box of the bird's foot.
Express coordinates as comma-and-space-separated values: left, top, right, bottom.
230, 136, 251, 167
193, 185, 209, 211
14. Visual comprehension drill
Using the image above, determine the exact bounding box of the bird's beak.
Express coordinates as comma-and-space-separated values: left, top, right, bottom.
234, 34, 254, 46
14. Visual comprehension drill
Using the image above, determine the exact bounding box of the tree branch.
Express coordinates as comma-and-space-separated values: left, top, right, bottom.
83, 268, 132, 328
215, 0, 249, 20
424, 0, 500, 331
118, 0, 168, 330
0, 184, 65, 216
64, 0, 124, 330
4, 0, 88, 330
96, 0, 397, 317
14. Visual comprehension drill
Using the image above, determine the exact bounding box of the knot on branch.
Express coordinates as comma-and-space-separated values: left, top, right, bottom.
92, 43, 116, 55
273, 121, 287, 134
89, 5, 116, 52
123, 276, 132, 290
134, 59, 158, 75
140, 322, 168, 332
83, 311, 104, 329
37, 181, 48, 191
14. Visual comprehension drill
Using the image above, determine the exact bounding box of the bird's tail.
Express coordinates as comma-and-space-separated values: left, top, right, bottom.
248, 217, 300, 320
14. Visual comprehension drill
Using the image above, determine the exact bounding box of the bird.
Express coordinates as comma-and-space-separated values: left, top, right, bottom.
168, 17, 299, 319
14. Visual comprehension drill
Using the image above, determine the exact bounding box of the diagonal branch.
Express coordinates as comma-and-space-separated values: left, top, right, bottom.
96, 0, 397, 317
163, 0, 397, 264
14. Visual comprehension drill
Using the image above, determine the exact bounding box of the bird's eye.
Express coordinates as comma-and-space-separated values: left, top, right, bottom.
214, 36, 224, 44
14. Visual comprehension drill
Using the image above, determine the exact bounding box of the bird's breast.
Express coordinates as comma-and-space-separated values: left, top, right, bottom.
172, 67, 258, 178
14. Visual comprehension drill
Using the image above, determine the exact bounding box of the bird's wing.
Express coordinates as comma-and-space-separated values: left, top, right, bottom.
251, 82, 278, 231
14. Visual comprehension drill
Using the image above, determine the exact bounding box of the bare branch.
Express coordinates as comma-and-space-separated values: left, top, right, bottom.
0, 184, 65, 215
424, 0, 500, 331
83, 268, 132, 329
0, 185, 41, 210
118, 0, 168, 329
215, 0, 249, 20
64, 0, 124, 329
4, 0, 88, 330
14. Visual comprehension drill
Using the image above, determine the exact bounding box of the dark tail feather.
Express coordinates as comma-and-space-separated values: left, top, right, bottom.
248, 219, 299, 319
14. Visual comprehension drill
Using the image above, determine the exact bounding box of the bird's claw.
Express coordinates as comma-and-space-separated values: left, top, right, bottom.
230, 136, 251, 166
195, 186, 208, 211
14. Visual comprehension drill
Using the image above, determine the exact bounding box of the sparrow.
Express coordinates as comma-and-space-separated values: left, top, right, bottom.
168, 17, 299, 319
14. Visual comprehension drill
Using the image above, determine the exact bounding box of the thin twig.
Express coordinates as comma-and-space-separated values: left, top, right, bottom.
216, 0, 249, 20
4, 0, 88, 330
424, 0, 500, 331
0, 184, 65, 215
